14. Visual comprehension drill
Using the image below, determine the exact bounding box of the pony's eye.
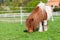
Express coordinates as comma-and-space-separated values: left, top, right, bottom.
51, 5, 53, 7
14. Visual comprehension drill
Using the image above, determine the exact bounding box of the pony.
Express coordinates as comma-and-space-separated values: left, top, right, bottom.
26, 2, 53, 32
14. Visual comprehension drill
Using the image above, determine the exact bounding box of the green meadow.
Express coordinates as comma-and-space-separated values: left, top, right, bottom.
0, 16, 60, 40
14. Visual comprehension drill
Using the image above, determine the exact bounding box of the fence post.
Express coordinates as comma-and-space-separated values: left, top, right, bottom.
20, 7, 23, 24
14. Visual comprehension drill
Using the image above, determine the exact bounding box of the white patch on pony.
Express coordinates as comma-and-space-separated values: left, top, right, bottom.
38, 22, 43, 32
37, 2, 45, 10
43, 20, 48, 31
45, 6, 54, 21
44, 20, 47, 25
37, 2, 54, 21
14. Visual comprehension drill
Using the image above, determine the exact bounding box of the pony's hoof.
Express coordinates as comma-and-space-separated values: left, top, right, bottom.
44, 29, 48, 32
38, 30, 43, 32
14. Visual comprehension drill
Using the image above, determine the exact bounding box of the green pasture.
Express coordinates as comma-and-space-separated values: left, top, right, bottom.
0, 16, 60, 40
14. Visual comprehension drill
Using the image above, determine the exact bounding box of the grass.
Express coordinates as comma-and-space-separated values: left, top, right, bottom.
0, 17, 60, 40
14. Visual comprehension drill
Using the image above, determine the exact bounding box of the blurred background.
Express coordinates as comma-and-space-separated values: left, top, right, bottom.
0, 0, 60, 22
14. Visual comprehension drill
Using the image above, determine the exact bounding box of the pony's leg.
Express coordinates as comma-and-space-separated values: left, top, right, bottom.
43, 20, 48, 31
38, 22, 43, 32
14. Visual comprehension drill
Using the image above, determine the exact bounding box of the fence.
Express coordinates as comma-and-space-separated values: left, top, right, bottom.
0, 7, 60, 24
0, 7, 34, 24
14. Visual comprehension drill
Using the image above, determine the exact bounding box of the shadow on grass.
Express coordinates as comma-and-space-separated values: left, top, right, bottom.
24, 30, 28, 32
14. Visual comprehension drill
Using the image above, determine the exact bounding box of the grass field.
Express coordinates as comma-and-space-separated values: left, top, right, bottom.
0, 17, 60, 40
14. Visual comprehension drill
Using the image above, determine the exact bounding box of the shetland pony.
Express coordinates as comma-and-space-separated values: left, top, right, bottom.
26, 2, 53, 32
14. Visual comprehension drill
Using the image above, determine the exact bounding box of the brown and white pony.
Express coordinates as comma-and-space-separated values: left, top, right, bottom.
26, 2, 53, 32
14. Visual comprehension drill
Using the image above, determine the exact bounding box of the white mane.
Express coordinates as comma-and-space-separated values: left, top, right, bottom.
45, 6, 53, 20
37, 2, 45, 9
37, 1, 53, 21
